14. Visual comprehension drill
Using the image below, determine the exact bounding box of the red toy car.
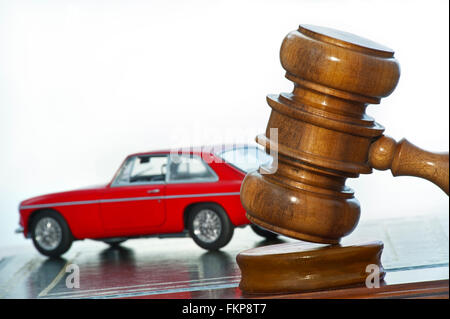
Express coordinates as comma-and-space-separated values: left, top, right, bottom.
16, 145, 276, 257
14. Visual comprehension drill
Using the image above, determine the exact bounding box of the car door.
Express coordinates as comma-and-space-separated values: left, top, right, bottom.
100, 154, 168, 232
164, 154, 222, 229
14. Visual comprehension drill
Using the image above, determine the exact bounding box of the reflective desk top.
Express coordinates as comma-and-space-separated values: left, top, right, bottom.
0, 213, 448, 299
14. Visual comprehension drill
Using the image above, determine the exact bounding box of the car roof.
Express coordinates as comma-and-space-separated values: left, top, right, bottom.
127, 144, 260, 158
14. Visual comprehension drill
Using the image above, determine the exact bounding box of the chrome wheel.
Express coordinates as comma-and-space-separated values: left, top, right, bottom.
34, 217, 62, 251
192, 209, 222, 243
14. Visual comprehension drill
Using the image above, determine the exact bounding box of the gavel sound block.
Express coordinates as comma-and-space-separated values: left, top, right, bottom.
237, 25, 449, 294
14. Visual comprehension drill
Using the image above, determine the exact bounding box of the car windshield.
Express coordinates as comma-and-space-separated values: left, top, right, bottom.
217, 146, 273, 173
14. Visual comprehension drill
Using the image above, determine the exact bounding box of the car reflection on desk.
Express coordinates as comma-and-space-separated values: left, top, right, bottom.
17, 145, 277, 257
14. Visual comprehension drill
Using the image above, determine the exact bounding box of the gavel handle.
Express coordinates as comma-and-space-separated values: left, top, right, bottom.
368, 135, 449, 195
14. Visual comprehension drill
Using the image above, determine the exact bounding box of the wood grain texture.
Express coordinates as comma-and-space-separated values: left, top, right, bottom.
240, 24, 449, 245
369, 135, 449, 195
237, 241, 384, 294
238, 24, 449, 296
249, 279, 449, 299
240, 24, 400, 244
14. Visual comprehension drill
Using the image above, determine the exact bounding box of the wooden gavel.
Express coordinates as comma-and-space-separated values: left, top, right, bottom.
241, 24, 449, 245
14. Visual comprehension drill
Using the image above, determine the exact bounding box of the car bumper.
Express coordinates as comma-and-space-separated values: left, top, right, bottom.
15, 226, 24, 234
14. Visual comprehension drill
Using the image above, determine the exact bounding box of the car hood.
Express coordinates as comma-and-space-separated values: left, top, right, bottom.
19, 184, 108, 209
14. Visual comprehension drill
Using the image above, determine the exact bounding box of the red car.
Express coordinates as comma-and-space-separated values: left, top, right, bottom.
16, 145, 275, 257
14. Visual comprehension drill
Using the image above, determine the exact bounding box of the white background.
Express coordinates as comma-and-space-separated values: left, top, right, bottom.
0, 0, 448, 249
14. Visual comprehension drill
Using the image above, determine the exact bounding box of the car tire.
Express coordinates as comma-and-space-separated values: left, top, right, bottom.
188, 204, 234, 251
250, 223, 279, 240
30, 210, 73, 258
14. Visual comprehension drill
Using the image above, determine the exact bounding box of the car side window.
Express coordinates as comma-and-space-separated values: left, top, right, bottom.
168, 155, 217, 183
114, 155, 168, 185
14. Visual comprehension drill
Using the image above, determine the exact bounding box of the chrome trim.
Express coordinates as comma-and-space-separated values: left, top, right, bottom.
15, 226, 24, 234
21, 199, 101, 210
163, 192, 239, 200
111, 180, 166, 187
19, 192, 240, 210
165, 178, 218, 185
100, 196, 166, 203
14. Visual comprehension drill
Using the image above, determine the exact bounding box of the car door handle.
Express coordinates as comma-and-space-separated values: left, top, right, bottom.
147, 189, 161, 194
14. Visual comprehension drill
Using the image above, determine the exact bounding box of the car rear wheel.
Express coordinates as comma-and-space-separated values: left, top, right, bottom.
188, 204, 234, 250
250, 223, 279, 240
30, 210, 73, 258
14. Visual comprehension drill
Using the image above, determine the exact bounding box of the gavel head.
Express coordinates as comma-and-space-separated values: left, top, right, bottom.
240, 25, 400, 244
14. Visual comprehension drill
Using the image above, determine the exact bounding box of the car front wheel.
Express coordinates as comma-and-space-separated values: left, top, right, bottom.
30, 210, 73, 258
188, 204, 234, 250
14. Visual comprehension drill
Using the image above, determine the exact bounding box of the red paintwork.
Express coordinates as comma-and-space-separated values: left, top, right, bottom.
18, 148, 249, 241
